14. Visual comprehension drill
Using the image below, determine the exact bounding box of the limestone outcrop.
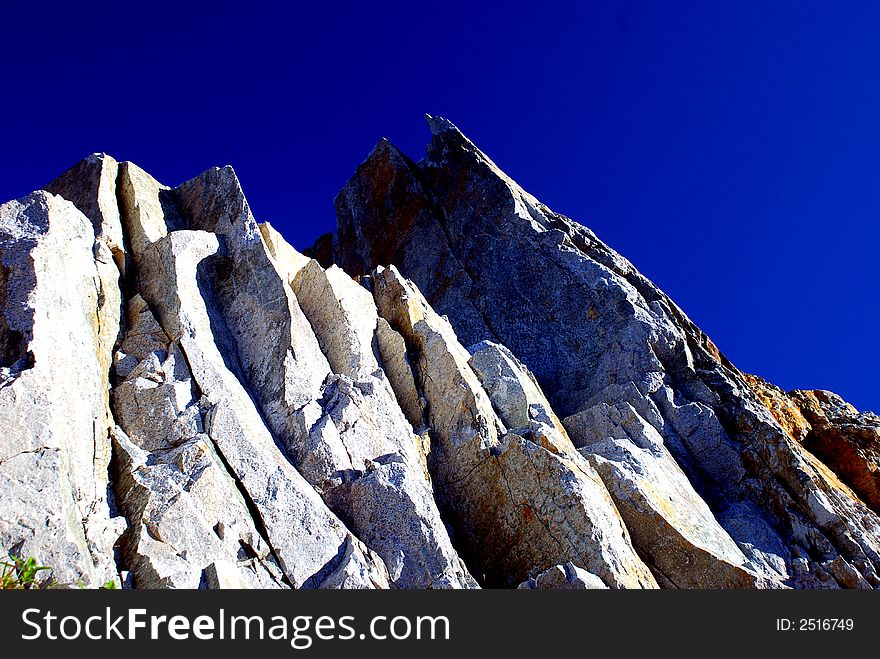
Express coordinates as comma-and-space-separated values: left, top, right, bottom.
0, 186, 125, 587
1, 116, 877, 589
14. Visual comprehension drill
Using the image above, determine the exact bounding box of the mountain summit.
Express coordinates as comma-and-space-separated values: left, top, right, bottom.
1, 119, 877, 589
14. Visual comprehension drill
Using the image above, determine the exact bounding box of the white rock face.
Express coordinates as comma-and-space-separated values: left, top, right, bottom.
112, 162, 391, 588
111, 296, 284, 588
292, 260, 380, 378
174, 166, 332, 432
166, 169, 473, 588
113, 428, 284, 589
567, 402, 763, 588
117, 160, 178, 256
0, 191, 124, 587
375, 316, 423, 428
468, 340, 561, 432
286, 258, 476, 588
467, 340, 575, 457
136, 229, 389, 588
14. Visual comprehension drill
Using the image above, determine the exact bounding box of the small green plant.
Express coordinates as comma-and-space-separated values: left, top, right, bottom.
101, 580, 117, 589
0, 555, 50, 589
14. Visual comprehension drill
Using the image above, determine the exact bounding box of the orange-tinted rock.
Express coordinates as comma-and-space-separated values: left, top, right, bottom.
743, 374, 812, 443
793, 390, 880, 513
746, 377, 880, 515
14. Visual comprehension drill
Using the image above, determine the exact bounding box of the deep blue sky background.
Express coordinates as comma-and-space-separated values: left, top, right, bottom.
2, 1, 878, 411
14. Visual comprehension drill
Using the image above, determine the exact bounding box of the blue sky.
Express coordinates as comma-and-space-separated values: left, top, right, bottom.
1, 1, 878, 411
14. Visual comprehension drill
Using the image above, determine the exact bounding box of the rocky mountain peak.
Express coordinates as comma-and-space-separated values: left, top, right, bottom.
424, 113, 457, 136
1, 119, 878, 589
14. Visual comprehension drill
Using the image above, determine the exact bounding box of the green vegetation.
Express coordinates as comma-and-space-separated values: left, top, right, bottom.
0, 556, 122, 590
0, 555, 50, 589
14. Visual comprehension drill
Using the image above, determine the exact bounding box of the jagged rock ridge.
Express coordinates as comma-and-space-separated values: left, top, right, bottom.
316, 115, 880, 589
0, 117, 877, 589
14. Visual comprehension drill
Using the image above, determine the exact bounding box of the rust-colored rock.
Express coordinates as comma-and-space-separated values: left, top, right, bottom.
746, 376, 880, 514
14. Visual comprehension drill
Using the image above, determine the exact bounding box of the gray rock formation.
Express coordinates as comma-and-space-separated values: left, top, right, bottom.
322, 115, 880, 589
371, 265, 656, 588
121, 169, 391, 589
287, 258, 476, 588
1, 117, 878, 589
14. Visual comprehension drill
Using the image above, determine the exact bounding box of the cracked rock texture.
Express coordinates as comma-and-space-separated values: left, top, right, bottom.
1, 117, 878, 589
318, 116, 880, 589
746, 375, 880, 517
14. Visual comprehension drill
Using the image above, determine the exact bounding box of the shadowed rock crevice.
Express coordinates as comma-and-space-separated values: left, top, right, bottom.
0, 261, 29, 372
194, 253, 270, 412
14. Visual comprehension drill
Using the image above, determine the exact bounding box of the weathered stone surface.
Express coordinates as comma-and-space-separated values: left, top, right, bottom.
0, 191, 124, 586
743, 374, 813, 443
113, 161, 475, 589
204, 560, 249, 589
118, 160, 182, 258
133, 228, 389, 588
110, 295, 284, 588
4, 129, 879, 590
467, 340, 571, 455
347, 457, 478, 588
113, 299, 200, 453
288, 256, 475, 588
113, 428, 284, 589
518, 562, 608, 589
376, 316, 423, 428
329, 116, 880, 588
259, 221, 311, 278
44, 154, 130, 580
567, 402, 763, 588
120, 165, 306, 430
45, 155, 127, 372
293, 260, 380, 379
45, 153, 125, 272
748, 375, 880, 515
174, 167, 330, 438
795, 392, 880, 515
372, 265, 656, 588
171, 170, 474, 588
123, 160, 387, 587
